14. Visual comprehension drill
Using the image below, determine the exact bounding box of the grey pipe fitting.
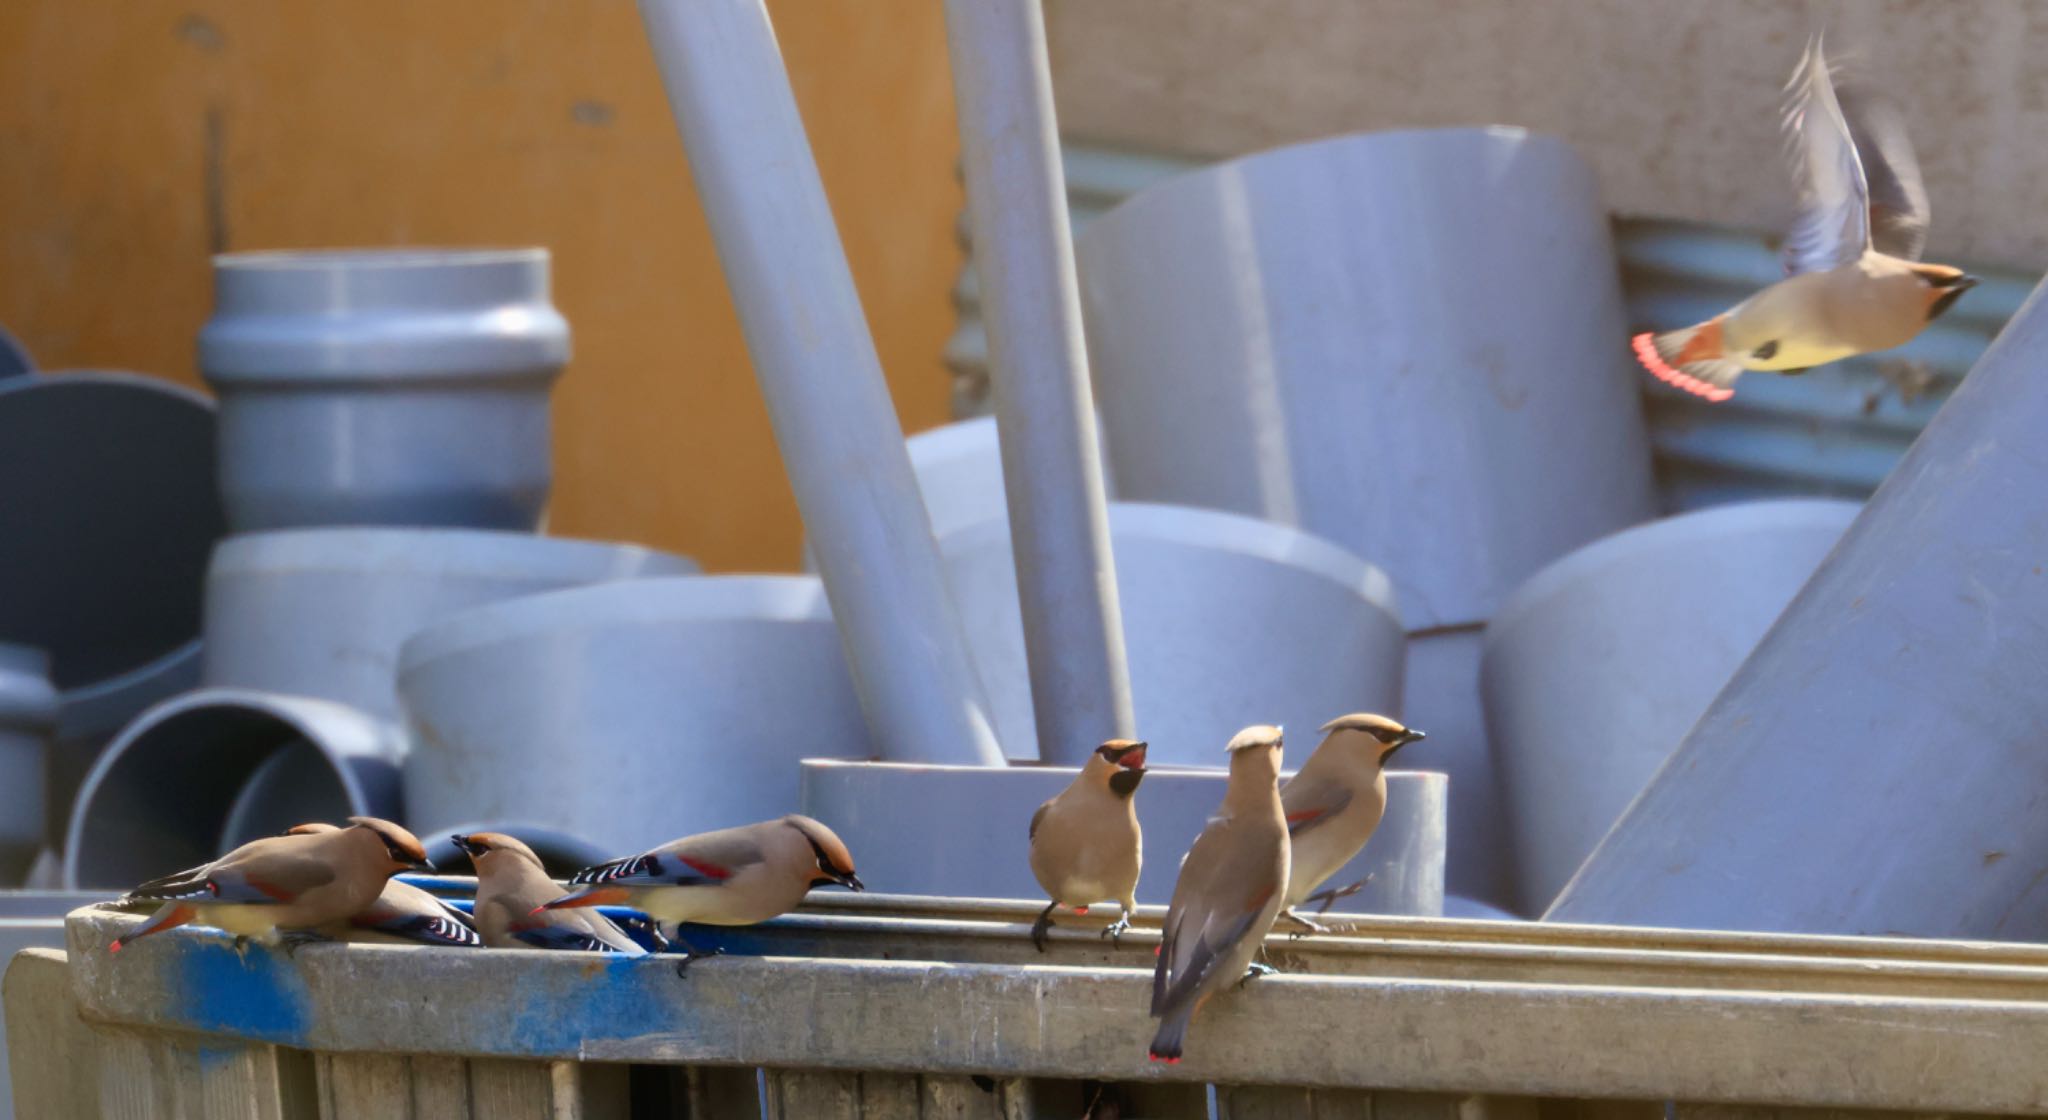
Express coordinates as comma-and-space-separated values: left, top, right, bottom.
0, 645, 59, 883
0, 371, 223, 851
1482, 500, 1861, 913
204, 528, 695, 721
1548, 276, 2048, 939
399, 575, 873, 854
1076, 128, 1660, 903
198, 248, 569, 532
940, 502, 1404, 765
802, 760, 1447, 915
64, 689, 405, 889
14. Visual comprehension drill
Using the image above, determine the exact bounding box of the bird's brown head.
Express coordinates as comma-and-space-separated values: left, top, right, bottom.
1319, 712, 1426, 765
282, 822, 340, 836
785, 814, 864, 892
1913, 265, 1978, 323
348, 816, 434, 872
450, 831, 543, 871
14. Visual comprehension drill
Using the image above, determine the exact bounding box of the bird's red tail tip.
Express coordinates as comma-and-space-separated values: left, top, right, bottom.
1631, 332, 1735, 403
1148, 1051, 1181, 1064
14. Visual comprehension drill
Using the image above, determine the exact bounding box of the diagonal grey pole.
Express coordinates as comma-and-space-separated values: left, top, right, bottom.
939, 0, 1136, 764
636, 0, 1003, 766
1547, 274, 2048, 938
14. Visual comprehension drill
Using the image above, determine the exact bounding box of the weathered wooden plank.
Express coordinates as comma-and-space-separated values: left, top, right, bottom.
687, 1064, 762, 1117
766, 1069, 862, 1119
58, 905, 2048, 1114
3, 948, 99, 1120
409, 1055, 473, 1116
920, 1073, 1028, 1118
318, 1052, 414, 1117
466, 1058, 608, 1120
1217, 1084, 1316, 1118
93, 1024, 311, 1120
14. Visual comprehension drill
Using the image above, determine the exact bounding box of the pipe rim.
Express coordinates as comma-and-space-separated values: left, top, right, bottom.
396, 574, 832, 675
209, 527, 694, 583
1484, 499, 1863, 651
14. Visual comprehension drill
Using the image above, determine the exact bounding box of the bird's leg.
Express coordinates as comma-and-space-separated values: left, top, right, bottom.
1279, 907, 1329, 938
278, 929, 333, 957
1306, 874, 1373, 917
669, 932, 725, 978
1237, 960, 1279, 988
1098, 902, 1134, 945
1029, 899, 1059, 953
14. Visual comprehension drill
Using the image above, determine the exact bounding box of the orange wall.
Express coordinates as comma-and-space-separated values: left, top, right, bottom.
0, 0, 963, 572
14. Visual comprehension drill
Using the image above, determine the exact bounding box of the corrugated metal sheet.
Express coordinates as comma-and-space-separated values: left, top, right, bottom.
946, 144, 2039, 511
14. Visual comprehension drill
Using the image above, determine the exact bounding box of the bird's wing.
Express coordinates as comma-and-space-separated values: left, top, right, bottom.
509, 912, 647, 955
568, 833, 767, 889
205, 855, 338, 905
1279, 774, 1354, 839
356, 882, 481, 947
1836, 82, 1929, 261
1029, 800, 1051, 841
122, 861, 221, 902
1780, 36, 1871, 275
1150, 902, 1264, 1019
1150, 819, 1280, 1017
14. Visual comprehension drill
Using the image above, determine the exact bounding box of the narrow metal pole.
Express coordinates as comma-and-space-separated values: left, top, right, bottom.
940, 0, 1136, 763
636, 0, 1003, 766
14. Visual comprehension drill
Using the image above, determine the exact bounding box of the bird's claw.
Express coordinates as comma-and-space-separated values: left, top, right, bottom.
670, 942, 724, 978
1308, 874, 1372, 917
1098, 914, 1132, 945
1029, 900, 1059, 954
1237, 961, 1279, 988
1279, 908, 1328, 937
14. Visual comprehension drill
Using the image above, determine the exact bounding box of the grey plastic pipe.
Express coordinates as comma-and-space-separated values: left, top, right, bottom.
635, 0, 1001, 766
1547, 277, 2048, 939
199, 249, 568, 533
0, 644, 58, 883
939, 0, 1134, 764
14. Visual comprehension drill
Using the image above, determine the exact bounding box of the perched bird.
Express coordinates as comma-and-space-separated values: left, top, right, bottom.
1632, 37, 1974, 402
543, 814, 863, 974
454, 831, 647, 954
110, 816, 433, 952
279, 823, 479, 948
1027, 738, 1148, 951
1149, 725, 1290, 1064
1276, 714, 1425, 934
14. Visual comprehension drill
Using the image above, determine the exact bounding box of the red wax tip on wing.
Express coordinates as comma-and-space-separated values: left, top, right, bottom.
109, 939, 124, 954
1630, 333, 1734, 403
679, 856, 730, 880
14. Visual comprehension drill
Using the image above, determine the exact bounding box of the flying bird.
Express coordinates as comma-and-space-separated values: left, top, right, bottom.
1027, 738, 1148, 951
1276, 714, 1424, 934
1149, 725, 1290, 1064
1632, 36, 1974, 402
110, 816, 434, 952
543, 814, 863, 974
455, 831, 647, 954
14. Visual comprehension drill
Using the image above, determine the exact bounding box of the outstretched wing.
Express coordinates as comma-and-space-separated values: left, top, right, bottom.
1837, 82, 1929, 261
1780, 36, 1871, 276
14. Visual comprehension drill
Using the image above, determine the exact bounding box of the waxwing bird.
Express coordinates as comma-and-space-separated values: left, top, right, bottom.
1027, 738, 1147, 951
543, 814, 863, 974
455, 832, 647, 954
1276, 714, 1424, 934
278, 823, 478, 948
1149, 725, 1290, 1064
111, 816, 433, 952
1632, 36, 1974, 402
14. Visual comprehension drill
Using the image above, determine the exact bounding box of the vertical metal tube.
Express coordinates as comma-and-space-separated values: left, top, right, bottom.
939, 0, 1135, 763
636, 0, 1003, 765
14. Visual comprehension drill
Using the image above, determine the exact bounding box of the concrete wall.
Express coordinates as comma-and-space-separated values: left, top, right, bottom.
0, 0, 963, 572
1046, 0, 2048, 271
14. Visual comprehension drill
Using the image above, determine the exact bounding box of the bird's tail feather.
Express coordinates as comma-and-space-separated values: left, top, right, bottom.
110, 903, 197, 952
1148, 1009, 1191, 1064
1631, 320, 1743, 402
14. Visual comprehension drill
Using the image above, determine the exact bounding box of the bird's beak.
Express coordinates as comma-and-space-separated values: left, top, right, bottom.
450, 834, 479, 858
1118, 743, 1148, 769
834, 871, 866, 892
1928, 275, 1978, 322
410, 857, 437, 873
1401, 729, 1427, 746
